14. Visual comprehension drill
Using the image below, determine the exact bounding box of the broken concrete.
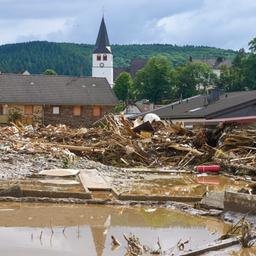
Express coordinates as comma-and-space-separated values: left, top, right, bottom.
224, 190, 256, 214
79, 169, 111, 191
200, 191, 225, 210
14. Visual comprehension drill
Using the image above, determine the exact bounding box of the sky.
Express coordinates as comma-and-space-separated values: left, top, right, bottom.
0, 0, 255, 50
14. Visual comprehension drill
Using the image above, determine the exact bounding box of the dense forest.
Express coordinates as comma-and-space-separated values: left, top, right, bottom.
0, 41, 237, 76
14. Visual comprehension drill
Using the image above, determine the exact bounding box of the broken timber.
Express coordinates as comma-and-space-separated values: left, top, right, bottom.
179, 237, 239, 256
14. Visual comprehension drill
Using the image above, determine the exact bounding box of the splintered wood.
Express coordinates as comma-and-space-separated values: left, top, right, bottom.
0, 115, 255, 171
214, 127, 256, 173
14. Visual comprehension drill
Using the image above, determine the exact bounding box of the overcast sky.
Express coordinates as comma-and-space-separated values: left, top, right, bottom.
0, 0, 255, 50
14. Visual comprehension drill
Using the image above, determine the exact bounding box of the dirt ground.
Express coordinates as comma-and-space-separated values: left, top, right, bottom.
0, 151, 119, 180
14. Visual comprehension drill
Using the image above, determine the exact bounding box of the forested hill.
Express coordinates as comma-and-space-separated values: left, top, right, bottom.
0, 41, 237, 76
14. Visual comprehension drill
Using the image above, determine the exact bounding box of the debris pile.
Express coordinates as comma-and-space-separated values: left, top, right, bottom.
0, 116, 255, 171
0, 117, 210, 168
214, 127, 256, 173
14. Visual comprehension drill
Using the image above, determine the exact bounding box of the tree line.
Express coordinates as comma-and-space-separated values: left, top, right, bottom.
0, 41, 236, 76
114, 37, 256, 104
218, 38, 256, 91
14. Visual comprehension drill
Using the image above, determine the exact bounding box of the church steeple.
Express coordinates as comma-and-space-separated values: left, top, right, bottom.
92, 17, 113, 87
93, 17, 111, 54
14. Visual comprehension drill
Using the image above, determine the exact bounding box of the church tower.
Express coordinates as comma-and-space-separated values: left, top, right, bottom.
92, 17, 113, 87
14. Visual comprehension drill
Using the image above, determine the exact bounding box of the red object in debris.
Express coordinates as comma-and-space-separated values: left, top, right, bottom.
195, 165, 221, 173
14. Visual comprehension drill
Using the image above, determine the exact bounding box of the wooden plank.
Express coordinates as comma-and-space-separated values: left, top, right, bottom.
179, 237, 239, 256
79, 169, 111, 191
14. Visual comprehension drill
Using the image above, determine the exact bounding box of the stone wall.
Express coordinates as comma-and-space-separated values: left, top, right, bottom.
43, 105, 114, 127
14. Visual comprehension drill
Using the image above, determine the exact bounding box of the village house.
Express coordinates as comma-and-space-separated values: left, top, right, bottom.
133, 89, 256, 127
114, 58, 148, 80
0, 74, 117, 127
189, 56, 232, 77
0, 17, 117, 127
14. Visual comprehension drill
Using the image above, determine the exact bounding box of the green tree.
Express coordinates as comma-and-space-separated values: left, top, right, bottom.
113, 72, 133, 101
134, 56, 172, 103
249, 37, 256, 53
217, 41, 256, 92
43, 69, 57, 75
173, 63, 215, 99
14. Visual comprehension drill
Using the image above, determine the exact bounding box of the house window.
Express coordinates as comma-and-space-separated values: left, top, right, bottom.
24, 105, 33, 115
93, 106, 101, 117
0, 105, 3, 115
103, 54, 107, 61
52, 106, 60, 115
97, 55, 101, 61
73, 106, 81, 116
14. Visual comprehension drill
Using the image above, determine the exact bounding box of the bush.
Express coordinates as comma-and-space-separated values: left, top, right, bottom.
8, 108, 23, 123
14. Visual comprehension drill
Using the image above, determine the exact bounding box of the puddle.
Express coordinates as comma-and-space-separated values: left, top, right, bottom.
114, 174, 249, 198
0, 202, 232, 256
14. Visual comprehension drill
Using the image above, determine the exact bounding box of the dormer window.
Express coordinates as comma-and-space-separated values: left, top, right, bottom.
103, 54, 107, 61
97, 55, 101, 61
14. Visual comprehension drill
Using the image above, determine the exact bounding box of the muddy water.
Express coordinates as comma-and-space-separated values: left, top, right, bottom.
0, 202, 231, 256
114, 173, 249, 197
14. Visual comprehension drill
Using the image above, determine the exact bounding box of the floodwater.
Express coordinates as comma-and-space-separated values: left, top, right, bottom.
0, 202, 232, 256
114, 173, 249, 197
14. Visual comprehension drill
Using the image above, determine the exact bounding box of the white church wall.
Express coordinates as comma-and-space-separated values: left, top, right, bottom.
92, 53, 113, 87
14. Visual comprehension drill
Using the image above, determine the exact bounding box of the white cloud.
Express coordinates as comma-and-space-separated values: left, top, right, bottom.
0, 18, 69, 44
0, 0, 254, 49
155, 0, 256, 49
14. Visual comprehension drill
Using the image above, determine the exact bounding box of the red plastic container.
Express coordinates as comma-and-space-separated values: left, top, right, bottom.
195, 165, 221, 173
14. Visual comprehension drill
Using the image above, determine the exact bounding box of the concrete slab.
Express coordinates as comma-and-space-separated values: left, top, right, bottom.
79, 169, 111, 191
200, 191, 224, 210
224, 190, 256, 213
38, 179, 80, 185
39, 169, 80, 177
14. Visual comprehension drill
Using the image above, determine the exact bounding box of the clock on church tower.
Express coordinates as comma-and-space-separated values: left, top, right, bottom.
92, 17, 113, 87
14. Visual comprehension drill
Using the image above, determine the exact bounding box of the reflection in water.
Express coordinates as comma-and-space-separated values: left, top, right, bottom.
117, 174, 249, 197
0, 203, 230, 256
0, 203, 247, 256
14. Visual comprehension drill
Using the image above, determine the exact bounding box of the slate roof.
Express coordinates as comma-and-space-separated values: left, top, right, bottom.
114, 58, 148, 80
137, 91, 256, 119
192, 58, 232, 69
93, 17, 111, 54
0, 73, 118, 105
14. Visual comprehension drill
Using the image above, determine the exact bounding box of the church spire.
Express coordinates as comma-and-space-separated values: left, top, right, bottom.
93, 17, 111, 54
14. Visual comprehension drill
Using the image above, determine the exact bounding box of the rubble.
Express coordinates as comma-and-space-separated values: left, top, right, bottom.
0, 115, 255, 173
